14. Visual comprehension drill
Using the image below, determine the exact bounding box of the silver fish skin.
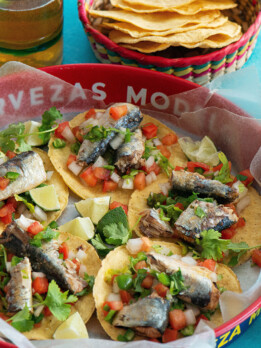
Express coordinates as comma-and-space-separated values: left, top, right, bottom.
115, 129, 145, 173
0, 151, 46, 201
174, 200, 238, 241
170, 170, 239, 203
139, 208, 174, 238
76, 104, 142, 166
6, 257, 33, 312
147, 251, 220, 310
0, 222, 86, 294
113, 295, 170, 337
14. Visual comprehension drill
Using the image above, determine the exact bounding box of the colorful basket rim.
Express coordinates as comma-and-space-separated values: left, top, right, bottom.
78, 0, 261, 68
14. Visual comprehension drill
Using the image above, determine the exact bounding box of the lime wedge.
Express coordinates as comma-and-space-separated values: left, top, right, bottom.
29, 184, 60, 211
53, 312, 88, 339
178, 136, 219, 166
75, 196, 110, 225
59, 217, 95, 240
24, 121, 43, 146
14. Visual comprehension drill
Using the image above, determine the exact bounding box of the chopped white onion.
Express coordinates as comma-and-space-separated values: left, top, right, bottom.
33, 206, 47, 222
151, 150, 160, 157
0, 156, 8, 165
157, 245, 172, 256
146, 156, 155, 169
184, 309, 196, 326
185, 303, 200, 317
236, 194, 251, 215
81, 118, 99, 128
23, 209, 34, 219
95, 111, 104, 120
76, 249, 86, 261
126, 238, 143, 255
34, 305, 45, 318
151, 171, 157, 181
110, 172, 121, 183
107, 293, 121, 302
110, 133, 124, 150
16, 215, 37, 231
113, 279, 120, 294
118, 179, 124, 188
92, 156, 108, 169
122, 178, 134, 190
6, 262, 11, 273
145, 172, 157, 186
32, 272, 46, 279
210, 272, 218, 283
181, 256, 197, 266
46, 170, 54, 181
170, 254, 182, 260
61, 126, 76, 143
79, 264, 87, 277
159, 183, 171, 196
68, 250, 76, 260
153, 138, 162, 146
68, 161, 82, 176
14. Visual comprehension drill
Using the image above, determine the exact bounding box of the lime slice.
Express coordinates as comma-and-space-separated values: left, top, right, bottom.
178, 136, 219, 166
24, 121, 43, 146
29, 184, 60, 211
59, 217, 95, 240
53, 312, 88, 339
75, 196, 110, 225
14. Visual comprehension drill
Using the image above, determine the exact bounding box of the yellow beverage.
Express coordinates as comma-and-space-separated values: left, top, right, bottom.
0, 0, 63, 67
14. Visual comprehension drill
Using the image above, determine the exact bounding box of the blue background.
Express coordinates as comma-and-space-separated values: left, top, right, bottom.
63, 2, 261, 347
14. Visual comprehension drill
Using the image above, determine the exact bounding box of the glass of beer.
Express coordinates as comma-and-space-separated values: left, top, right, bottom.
0, 0, 63, 68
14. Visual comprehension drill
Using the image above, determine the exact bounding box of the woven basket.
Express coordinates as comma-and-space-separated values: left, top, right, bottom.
78, 0, 261, 85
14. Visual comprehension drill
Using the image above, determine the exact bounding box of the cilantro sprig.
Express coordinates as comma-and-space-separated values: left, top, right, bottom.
84, 125, 133, 144
30, 226, 60, 248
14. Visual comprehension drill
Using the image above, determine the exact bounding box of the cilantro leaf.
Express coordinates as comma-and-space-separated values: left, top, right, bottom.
11, 256, 23, 267
91, 234, 114, 257
196, 229, 229, 261
214, 152, 233, 184
43, 280, 77, 321
38, 107, 63, 144
129, 252, 147, 272
236, 174, 248, 181
103, 222, 130, 246
10, 305, 34, 332
76, 273, 95, 297
194, 206, 206, 218
169, 269, 187, 296
30, 227, 60, 248
17, 138, 32, 152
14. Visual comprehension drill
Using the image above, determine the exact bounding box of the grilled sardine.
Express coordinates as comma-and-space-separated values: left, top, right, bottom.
6, 257, 33, 312
139, 209, 174, 238
170, 171, 238, 203
0, 151, 46, 201
174, 200, 238, 242
115, 129, 145, 173
0, 222, 86, 294
147, 251, 220, 310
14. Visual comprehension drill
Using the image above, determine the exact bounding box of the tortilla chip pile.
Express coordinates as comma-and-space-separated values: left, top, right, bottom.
89, 0, 242, 54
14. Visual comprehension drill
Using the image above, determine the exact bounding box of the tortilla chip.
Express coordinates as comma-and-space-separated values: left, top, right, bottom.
0, 149, 69, 234
103, 15, 228, 38
123, 0, 196, 8
93, 241, 241, 341
111, 0, 237, 15
122, 41, 171, 53
89, 9, 221, 31
24, 232, 101, 340
48, 111, 185, 204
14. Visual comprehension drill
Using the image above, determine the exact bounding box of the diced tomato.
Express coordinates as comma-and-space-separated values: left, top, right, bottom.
0, 203, 15, 218
54, 121, 70, 139
93, 167, 110, 181
7, 196, 18, 209
252, 249, 261, 267
119, 290, 132, 304
67, 154, 77, 167
85, 108, 96, 120
174, 203, 184, 210
169, 309, 187, 330
0, 177, 10, 190
109, 105, 128, 120
7, 253, 14, 262
0, 312, 9, 321
141, 274, 154, 289
59, 242, 69, 260
107, 300, 123, 311
34, 323, 42, 328
3, 285, 8, 294
141, 123, 158, 139
234, 217, 246, 229
238, 169, 254, 187
32, 277, 49, 294
27, 221, 44, 235
103, 180, 118, 192
224, 203, 238, 216
144, 162, 161, 175
196, 314, 209, 326
157, 145, 171, 159
0, 213, 12, 225
134, 260, 147, 271
102, 301, 110, 317
197, 259, 216, 272
72, 126, 83, 143
175, 166, 185, 171
44, 306, 52, 317
154, 283, 168, 298
161, 133, 178, 146
72, 258, 81, 273
110, 201, 128, 215
187, 162, 210, 172
221, 227, 237, 239
80, 166, 98, 187
6, 150, 16, 159
162, 328, 178, 343
140, 237, 151, 252
134, 172, 146, 190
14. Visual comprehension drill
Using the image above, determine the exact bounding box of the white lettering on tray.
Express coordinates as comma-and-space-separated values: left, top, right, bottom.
174, 97, 190, 116
92, 83, 107, 100
50, 84, 64, 103
69, 83, 87, 103
30, 87, 44, 106
151, 92, 170, 110
0, 98, 5, 115
8, 91, 24, 110
127, 86, 147, 105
